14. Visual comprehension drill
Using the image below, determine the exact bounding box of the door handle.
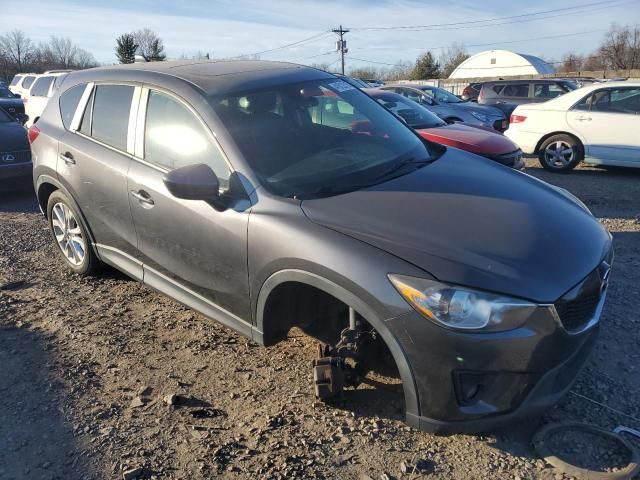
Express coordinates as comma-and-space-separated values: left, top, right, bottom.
576, 115, 592, 121
130, 190, 155, 206
59, 152, 75, 165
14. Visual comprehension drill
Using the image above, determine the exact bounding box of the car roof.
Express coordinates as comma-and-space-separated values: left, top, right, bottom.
482, 79, 567, 85
61, 60, 334, 97
520, 80, 640, 109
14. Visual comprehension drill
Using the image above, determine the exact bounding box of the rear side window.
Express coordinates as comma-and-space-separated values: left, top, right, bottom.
22, 76, 36, 89
492, 85, 504, 94
88, 85, 134, 151
501, 84, 529, 97
30, 76, 54, 97
53, 74, 69, 91
144, 89, 229, 181
9, 75, 22, 87
59, 83, 86, 129
591, 88, 640, 114
533, 83, 566, 99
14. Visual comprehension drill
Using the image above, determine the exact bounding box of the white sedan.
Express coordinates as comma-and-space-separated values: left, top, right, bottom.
505, 81, 640, 171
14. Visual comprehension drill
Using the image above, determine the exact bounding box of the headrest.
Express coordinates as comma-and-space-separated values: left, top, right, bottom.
240, 92, 277, 114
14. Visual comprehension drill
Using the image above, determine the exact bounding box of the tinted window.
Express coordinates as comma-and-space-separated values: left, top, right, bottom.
59, 84, 86, 129
9, 75, 22, 87
421, 86, 462, 103
574, 92, 593, 111
533, 83, 566, 99
21, 76, 36, 89
211, 79, 437, 199
501, 84, 529, 97
30, 76, 54, 97
144, 90, 229, 182
591, 88, 640, 114
90, 85, 133, 150
79, 88, 94, 135
492, 85, 504, 94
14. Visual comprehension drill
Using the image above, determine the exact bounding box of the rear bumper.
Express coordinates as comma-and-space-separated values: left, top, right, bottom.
505, 129, 540, 155
385, 306, 598, 434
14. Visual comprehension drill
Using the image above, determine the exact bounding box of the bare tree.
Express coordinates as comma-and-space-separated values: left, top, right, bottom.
48, 36, 78, 68
558, 52, 584, 73
75, 48, 98, 69
132, 29, 166, 62
0, 30, 35, 71
599, 23, 640, 70
438, 43, 470, 78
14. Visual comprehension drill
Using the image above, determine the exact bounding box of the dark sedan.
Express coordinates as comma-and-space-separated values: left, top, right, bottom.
0, 85, 25, 120
0, 107, 31, 186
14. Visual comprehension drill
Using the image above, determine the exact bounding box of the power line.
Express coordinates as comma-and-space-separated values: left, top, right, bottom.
235, 31, 331, 58
347, 0, 634, 31
350, 29, 605, 53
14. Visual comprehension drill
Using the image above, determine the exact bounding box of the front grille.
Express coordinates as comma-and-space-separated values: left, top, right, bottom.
554, 256, 611, 332
0, 150, 32, 165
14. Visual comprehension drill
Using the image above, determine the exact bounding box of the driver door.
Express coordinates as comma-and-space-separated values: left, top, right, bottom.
127, 87, 252, 325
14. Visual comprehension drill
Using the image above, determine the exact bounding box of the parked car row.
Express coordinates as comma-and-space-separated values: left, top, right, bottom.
7, 70, 72, 126
25, 60, 613, 436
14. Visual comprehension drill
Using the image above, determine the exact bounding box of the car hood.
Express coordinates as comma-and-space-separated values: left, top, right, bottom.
301, 151, 611, 303
447, 101, 504, 118
0, 122, 29, 151
416, 123, 518, 155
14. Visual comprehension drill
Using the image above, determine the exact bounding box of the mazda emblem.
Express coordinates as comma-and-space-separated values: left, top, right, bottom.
1, 154, 15, 163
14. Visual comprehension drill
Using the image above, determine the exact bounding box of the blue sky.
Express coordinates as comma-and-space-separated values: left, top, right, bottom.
1, 0, 639, 70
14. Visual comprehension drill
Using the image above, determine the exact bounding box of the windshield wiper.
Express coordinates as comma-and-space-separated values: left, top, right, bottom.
367, 157, 434, 185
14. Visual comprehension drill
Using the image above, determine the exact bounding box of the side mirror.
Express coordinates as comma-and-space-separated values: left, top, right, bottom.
15, 113, 28, 125
163, 163, 219, 201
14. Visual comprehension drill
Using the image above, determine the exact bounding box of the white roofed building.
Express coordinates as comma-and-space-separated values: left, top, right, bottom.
449, 50, 555, 79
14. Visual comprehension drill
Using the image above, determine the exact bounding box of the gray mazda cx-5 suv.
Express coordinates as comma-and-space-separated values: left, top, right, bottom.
30, 60, 612, 434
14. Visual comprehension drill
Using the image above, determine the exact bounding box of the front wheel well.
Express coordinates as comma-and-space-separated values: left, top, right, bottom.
37, 182, 58, 217
534, 131, 584, 155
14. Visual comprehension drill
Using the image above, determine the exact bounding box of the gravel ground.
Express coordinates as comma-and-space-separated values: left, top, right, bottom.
0, 158, 639, 480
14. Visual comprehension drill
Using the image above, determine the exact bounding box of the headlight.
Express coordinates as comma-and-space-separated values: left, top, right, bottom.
389, 274, 536, 332
470, 111, 489, 122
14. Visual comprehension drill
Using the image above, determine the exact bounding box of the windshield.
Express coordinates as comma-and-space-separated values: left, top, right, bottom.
370, 90, 446, 129
0, 86, 16, 99
211, 79, 437, 199
421, 86, 463, 103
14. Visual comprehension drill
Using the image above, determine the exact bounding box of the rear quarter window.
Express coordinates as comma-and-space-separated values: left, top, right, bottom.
59, 83, 87, 129
10, 75, 23, 87
30, 76, 55, 97
21, 76, 36, 89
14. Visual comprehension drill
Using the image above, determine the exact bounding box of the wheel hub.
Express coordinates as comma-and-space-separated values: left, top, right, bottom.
51, 202, 86, 266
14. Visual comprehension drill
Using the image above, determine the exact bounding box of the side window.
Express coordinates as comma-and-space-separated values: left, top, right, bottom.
502, 84, 529, 97
90, 85, 134, 151
9, 75, 22, 87
533, 83, 565, 99
144, 90, 230, 181
22, 76, 36, 90
492, 85, 504, 94
59, 83, 86, 129
592, 88, 640, 114
30, 76, 54, 97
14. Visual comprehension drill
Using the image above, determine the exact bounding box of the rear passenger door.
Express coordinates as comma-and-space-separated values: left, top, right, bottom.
127, 87, 251, 323
58, 82, 142, 279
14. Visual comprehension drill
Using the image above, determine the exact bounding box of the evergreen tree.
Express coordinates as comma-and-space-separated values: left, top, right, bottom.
147, 39, 166, 62
115, 34, 137, 64
411, 52, 441, 80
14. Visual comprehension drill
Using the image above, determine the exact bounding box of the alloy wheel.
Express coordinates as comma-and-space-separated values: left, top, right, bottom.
51, 202, 86, 266
544, 141, 575, 168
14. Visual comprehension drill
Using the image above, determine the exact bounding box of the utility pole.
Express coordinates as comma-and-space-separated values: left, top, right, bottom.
332, 25, 349, 74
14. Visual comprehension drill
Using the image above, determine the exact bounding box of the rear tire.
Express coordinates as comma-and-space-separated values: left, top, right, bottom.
538, 134, 583, 172
47, 191, 99, 275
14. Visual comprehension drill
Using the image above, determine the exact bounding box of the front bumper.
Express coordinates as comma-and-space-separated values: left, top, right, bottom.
0, 162, 32, 181
386, 305, 598, 434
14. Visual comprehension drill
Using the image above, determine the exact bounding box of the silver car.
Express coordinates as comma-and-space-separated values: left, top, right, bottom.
381, 84, 507, 131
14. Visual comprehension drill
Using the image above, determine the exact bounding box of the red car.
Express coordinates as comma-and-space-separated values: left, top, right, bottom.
366, 89, 524, 170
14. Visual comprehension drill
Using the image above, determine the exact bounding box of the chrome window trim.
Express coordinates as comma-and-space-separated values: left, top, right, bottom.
127, 86, 142, 155
70, 82, 94, 132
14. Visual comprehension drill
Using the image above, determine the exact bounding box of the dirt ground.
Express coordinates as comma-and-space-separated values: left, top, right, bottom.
1, 158, 639, 480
